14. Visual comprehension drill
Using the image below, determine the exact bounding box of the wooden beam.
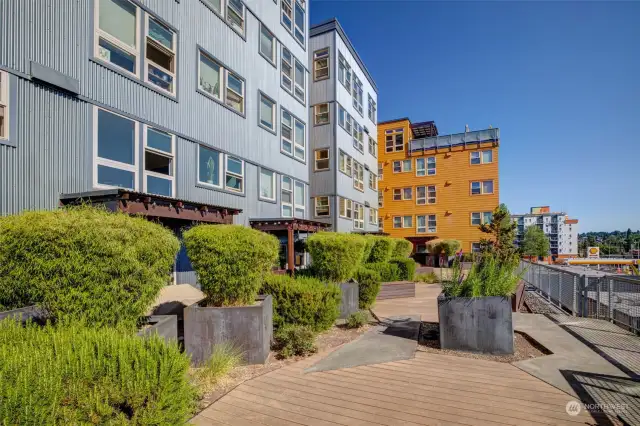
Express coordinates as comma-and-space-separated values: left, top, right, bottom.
287, 225, 295, 276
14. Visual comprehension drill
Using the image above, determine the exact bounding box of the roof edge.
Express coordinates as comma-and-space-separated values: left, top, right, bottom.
310, 18, 378, 93
377, 117, 411, 126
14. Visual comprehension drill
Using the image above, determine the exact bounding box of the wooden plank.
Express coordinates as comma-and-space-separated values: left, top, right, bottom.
199, 407, 264, 426
212, 400, 305, 426
189, 415, 228, 426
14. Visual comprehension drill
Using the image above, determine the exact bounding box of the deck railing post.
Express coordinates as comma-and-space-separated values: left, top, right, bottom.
572, 275, 577, 316
547, 268, 551, 302
595, 277, 600, 319
608, 278, 614, 323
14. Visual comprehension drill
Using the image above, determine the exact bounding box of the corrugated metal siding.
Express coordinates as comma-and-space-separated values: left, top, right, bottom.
0, 79, 92, 215
0, 0, 312, 216
309, 32, 334, 104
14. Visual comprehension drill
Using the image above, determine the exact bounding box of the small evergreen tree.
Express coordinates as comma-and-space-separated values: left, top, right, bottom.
478, 203, 519, 265
521, 226, 550, 257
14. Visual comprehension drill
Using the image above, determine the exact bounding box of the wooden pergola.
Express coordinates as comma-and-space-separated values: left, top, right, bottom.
249, 218, 330, 275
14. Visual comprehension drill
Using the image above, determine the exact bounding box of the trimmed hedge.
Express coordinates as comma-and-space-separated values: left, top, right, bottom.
391, 238, 413, 258
0, 320, 197, 424
365, 262, 400, 282
261, 274, 341, 331
367, 237, 395, 263
0, 207, 180, 328
306, 233, 366, 282
361, 236, 376, 264
431, 239, 462, 256
354, 267, 381, 309
184, 225, 279, 306
391, 257, 417, 281
274, 325, 317, 358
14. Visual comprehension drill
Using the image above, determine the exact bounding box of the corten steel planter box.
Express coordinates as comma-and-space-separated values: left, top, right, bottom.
438, 293, 514, 355
137, 315, 178, 344
0, 305, 46, 323
184, 295, 272, 365
338, 281, 359, 319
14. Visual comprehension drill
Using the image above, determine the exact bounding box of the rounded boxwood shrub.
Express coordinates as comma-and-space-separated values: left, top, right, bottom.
365, 262, 400, 282
391, 238, 413, 258
390, 257, 418, 281
306, 232, 366, 282
183, 225, 279, 306
261, 274, 341, 331
0, 319, 197, 424
0, 207, 180, 328
354, 267, 381, 309
367, 237, 394, 263
274, 324, 317, 358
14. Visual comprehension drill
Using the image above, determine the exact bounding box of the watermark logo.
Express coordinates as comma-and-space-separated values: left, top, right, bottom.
566, 400, 582, 416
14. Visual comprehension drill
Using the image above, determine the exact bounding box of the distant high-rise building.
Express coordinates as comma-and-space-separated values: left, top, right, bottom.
513, 207, 579, 258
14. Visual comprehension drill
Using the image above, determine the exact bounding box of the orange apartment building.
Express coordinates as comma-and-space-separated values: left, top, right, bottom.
377, 118, 500, 254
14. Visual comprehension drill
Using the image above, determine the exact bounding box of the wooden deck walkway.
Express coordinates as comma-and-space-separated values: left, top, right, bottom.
191, 348, 595, 425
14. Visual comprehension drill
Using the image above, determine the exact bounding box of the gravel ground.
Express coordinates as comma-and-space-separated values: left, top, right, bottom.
417, 321, 551, 363
522, 289, 565, 315
196, 322, 370, 408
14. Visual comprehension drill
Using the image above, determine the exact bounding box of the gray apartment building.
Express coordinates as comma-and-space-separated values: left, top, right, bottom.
513, 207, 579, 258
308, 20, 379, 233
0, 0, 311, 226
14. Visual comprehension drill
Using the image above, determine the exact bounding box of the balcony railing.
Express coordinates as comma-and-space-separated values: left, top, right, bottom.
409, 128, 499, 154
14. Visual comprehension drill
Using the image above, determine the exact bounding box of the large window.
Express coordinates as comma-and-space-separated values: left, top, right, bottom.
281, 47, 293, 92
393, 187, 412, 201
368, 171, 377, 191
385, 128, 404, 153
402, 216, 413, 228
198, 50, 244, 114
259, 23, 276, 65
416, 185, 436, 205
369, 208, 378, 225
225, 156, 244, 193
471, 211, 493, 225
95, 0, 139, 75
368, 94, 377, 123
471, 150, 493, 165
353, 203, 364, 230
427, 157, 436, 175
294, 180, 305, 217
338, 150, 353, 176
144, 127, 174, 196
314, 103, 329, 125
313, 48, 329, 81
282, 0, 305, 45
145, 16, 176, 94
393, 159, 412, 173
293, 0, 305, 44
94, 108, 138, 190
378, 162, 383, 181
353, 121, 364, 152
417, 215, 436, 233
352, 75, 363, 116
198, 145, 222, 188
314, 149, 329, 171
339, 197, 353, 219
338, 53, 351, 92
353, 161, 364, 192
259, 92, 276, 132
226, 0, 245, 35
415, 157, 435, 176
259, 168, 275, 201
368, 137, 377, 157
281, 109, 305, 161
338, 105, 354, 136
0, 71, 8, 140
315, 196, 330, 217
294, 59, 305, 103
281, 176, 293, 217
281, 47, 305, 103
471, 180, 494, 195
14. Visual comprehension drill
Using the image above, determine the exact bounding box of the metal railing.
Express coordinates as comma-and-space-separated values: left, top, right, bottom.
519, 261, 640, 334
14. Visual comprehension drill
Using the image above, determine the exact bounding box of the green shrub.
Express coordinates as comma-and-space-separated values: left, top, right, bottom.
184, 225, 279, 306
367, 237, 394, 263
346, 311, 368, 328
365, 262, 400, 282
261, 274, 341, 331
391, 238, 413, 258
274, 324, 317, 358
354, 267, 381, 309
442, 255, 521, 298
0, 206, 179, 328
462, 253, 476, 263
0, 319, 197, 424
192, 342, 243, 394
361, 236, 376, 264
432, 239, 462, 256
307, 233, 366, 282
415, 272, 439, 284
390, 257, 417, 281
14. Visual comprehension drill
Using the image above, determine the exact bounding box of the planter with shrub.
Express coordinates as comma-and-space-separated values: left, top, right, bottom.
438, 256, 520, 355
183, 225, 279, 365
354, 267, 381, 309
137, 314, 178, 343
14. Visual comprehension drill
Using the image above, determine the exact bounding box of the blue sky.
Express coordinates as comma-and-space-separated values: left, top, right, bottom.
309, 1, 640, 232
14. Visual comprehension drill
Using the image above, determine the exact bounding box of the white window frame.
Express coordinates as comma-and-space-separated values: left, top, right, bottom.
339, 197, 353, 219
385, 129, 404, 152
294, 180, 306, 218
352, 75, 363, 116
402, 187, 412, 200
428, 214, 437, 233
427, 156, 436, 175
393, 216, 402, 229
259, 92, 276, 132
368, 137, 377, 157
197, 144, 224, 189
402, 215, 413, 228
281, 109, 293, 155
471, 150, 493, 164
198, 49, 224, 101
313, 48, 330, 81
417, 214, 437, 233
378, 162, 383, 181
368, 171, 377, 191
471, 212, 482, 226
281, 176, 293, 217
314, 196, 330, 218
369, 208, 378, 226
293, 58, 305, 103
143, 125, 175, 197
378, 190, 383, 208
0, 70, 8, 140
314, 148, 329, 171
416, 158, 425, 176
427, 185, 436, 204
259, 168, 276, 202
226, 0, 246, 36
281, 0, 293, 32
314, 103, 329, 125
259, 23, 276, 65
368, 94, 377, 123
393, 188, 402, 201
471, 180, 494, 195
293, 116, 306, 161
338, 53, 351, 92
93, 107, 139, 191
225, 155, 244, 193
353, 203, 364, 230
144, 15, 177, 95
353, 121, 364, 152
293, 0, 305, 45
338, 150, 353, 176
393, 160, 412, 173
225, 70, 245, 114
353, 161, 364, 192
416, 186, 426, 205
281, 47, 293, 93
472, 242, 481, 253
94, 0, 141, 78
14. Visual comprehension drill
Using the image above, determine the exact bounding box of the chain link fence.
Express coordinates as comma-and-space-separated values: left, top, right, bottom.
519, 261, 640, 335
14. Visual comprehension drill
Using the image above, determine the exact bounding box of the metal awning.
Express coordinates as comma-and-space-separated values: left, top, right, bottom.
59, 189, 241, 224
